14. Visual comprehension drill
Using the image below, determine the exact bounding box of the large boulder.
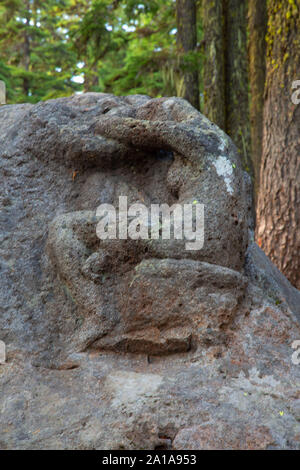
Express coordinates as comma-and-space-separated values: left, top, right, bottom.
0, 93, 299, 450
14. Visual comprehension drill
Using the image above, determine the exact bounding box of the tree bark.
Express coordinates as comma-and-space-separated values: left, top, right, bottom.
203, 1, 252, 174
248, 0, 267, 198
202, 0, 226, 129
224, 0, 252, 174
23, 2, 31, 96
176, 0, 199, 109
256, 0, 300, 289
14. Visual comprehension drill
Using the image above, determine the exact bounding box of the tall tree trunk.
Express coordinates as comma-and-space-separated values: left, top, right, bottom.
203, 1, 252, 174
23, 6, 31, 96
256, 0, 300, 289
224, 0, 252, 174
248, 0, 267, 198
202, 0, 226, 129
176, 0, 199, 109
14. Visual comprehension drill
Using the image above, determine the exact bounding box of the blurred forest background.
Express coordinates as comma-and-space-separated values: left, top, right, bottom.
0, 1, 190, 103
0, 0, 299, 290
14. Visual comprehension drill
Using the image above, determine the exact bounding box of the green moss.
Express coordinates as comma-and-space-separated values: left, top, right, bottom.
265, 0, 300, 88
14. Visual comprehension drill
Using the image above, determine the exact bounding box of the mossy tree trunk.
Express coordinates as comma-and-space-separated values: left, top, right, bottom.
256, 0, 300, 289
224, 0, 252, 174
202, 0, 226, 129
248, 0, 267, 198
203, 1, 252, 175
176, 0, 200, 109
23, 2, 31, 96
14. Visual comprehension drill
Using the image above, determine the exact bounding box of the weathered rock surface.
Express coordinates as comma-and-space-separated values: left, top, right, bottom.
0, 93, 300, 450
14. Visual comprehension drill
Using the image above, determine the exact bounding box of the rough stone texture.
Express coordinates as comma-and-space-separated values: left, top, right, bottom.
245, 243, 300, 323
0, 93, 300, 450
0, 340, 5, 364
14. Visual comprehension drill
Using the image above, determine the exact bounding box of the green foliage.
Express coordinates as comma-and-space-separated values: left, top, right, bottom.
0, 0, 203, 104
0, 0, 80, 103
71, 0, 179, 97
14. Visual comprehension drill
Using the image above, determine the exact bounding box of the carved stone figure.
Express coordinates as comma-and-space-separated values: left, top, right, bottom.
0, 94, 299, 449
